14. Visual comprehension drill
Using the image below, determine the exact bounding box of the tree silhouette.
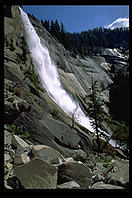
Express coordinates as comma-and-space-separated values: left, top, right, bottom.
84, 78, 107, 156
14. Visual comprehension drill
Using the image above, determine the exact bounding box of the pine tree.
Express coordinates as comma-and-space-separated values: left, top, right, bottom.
55, 19, 60, 34
85, 78, 106, 156
44, 19, 50, 32
50, 20, 55, 36
60, 22, 65, 43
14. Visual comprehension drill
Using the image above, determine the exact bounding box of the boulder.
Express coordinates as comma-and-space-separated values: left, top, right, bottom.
86, 154, 96, 170
57, 181, 80, 189
14, 152, 30, 165
96, 162, 107, 175
52, 139, 90, 159
4, 130, 12, 148
57, 161, 92, 189
90, 181, 124, 189
72, 149, 87, 162
12, 135, 29, 152
32, 144, 65, 164
8, 148, 15, 159
115, 148, 128, 159
4, 153, 12, 164
14, 157, 58, 189
106, 159, 129, 186
41, 117, 80, 149
92, 172, 105, 183
64, 157, 74, 163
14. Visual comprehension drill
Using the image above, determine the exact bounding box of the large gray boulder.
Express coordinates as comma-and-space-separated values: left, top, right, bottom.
57, 161, 92, 189
106, 159, 129, 186
32, 144, 65, 164
40, 117, 80, 149
14, 157, 58, 189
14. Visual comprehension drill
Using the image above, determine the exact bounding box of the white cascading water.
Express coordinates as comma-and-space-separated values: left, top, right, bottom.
19, 7, 95, 133
19, 8, 120, 148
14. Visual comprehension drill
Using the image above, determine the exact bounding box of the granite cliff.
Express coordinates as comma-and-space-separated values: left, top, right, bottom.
4, 6, 129, 190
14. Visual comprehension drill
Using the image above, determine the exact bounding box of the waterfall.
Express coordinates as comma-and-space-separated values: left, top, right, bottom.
19, 7, 95, 133
19, 8, 120, 148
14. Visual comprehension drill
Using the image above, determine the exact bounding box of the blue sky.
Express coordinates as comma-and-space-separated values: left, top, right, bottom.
23, 5, 129, 33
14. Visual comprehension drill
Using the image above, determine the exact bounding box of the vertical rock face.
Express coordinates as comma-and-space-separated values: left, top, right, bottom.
4, 6, 23, 48
14, 157, 58, 189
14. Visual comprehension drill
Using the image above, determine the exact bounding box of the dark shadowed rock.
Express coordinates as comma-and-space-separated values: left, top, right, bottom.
57, 161, 92, 189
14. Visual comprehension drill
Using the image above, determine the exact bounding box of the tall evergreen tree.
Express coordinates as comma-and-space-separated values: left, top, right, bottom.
55, 19, 60, 34
50, 20, 56, 36
84, 78, 107, 156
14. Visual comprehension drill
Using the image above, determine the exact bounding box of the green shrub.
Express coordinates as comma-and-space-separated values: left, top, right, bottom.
20, 132, 30, 139
107, 118, 129, 144
6, 124, 30, 139
59, 150, 68, 158
112, 121, 129, 143
35, 103, 43, 113
21, 36, 29, 61
95, 155, 111, 168
24, 65, 42, 91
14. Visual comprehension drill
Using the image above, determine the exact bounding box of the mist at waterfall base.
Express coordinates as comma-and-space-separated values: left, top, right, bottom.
20, 7, 119, 147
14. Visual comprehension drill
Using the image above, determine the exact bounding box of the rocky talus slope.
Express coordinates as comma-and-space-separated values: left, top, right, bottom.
4, 131, 129, 189
4, 6, 129, 190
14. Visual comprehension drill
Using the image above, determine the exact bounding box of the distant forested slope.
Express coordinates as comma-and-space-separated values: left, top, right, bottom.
40, 18, 129, 57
